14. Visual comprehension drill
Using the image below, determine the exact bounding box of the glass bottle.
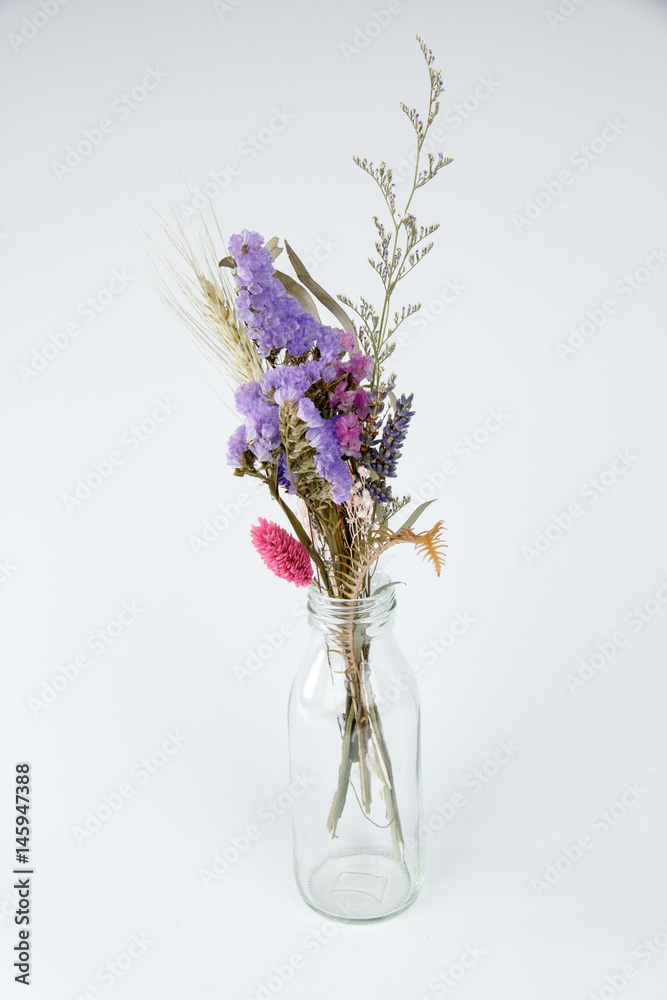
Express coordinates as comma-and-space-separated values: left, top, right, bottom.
288, 576, 423, 922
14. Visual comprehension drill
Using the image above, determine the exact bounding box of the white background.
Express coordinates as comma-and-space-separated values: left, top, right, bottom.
2, 0, 667, 997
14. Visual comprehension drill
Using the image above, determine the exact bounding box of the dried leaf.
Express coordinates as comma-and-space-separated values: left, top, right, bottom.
273, 270, 321, 322
284, 241, 356, 336
397, 499, 436, 533
371, 580, 405, 597
264, 236, 283, 261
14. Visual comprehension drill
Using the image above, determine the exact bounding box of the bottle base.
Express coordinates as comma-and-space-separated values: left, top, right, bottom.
297, 848, 422, 923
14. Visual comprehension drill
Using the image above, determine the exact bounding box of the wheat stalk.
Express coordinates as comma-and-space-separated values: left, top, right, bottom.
141, 186, 263, 393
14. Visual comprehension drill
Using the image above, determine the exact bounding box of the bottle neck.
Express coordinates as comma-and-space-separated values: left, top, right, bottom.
307, 576, 397, 640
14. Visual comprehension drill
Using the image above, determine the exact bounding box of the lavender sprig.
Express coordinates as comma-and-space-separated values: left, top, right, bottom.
368, 393, 415, 479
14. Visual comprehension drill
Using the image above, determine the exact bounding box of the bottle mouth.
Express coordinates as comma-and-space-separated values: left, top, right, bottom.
307, 572, 397, 631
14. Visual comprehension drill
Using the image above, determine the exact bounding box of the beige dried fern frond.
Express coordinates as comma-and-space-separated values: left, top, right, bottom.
412, 520, 446, 575
333, 520, 446, 600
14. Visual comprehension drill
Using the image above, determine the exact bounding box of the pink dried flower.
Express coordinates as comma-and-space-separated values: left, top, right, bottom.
250, 518, 313, 588
329, 382, 370, 421
339, 329, 356, 353
333, 351, 374, 383
329, 380, 350, 411
335, 412, 362, 456
352, 387, 370, 419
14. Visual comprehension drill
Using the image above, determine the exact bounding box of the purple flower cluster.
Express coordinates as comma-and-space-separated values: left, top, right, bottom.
227, 368, 354, 502
296, 398, 352, 503
367, 393, 415, 479
261, 360, 328, 403
228, 230, 342, 362
227, 363, 322, 466
225, 230, 380, 504
230, 381, 280, 463
225, 229, 417, 509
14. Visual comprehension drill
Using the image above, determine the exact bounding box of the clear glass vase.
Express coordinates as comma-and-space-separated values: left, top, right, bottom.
287, 576, 423, 922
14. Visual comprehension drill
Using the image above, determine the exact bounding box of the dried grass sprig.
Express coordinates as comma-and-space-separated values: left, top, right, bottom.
142, 187, 263, 393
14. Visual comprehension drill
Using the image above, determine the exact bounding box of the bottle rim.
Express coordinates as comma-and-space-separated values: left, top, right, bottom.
307, 571, 397, 619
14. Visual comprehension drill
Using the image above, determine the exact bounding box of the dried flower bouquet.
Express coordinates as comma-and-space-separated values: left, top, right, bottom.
150, 36, 451, 858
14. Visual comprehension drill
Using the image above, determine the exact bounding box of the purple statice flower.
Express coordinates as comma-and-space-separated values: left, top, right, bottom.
277, 451, 296, 494
233, 380, 280, 462
334, 412, 362, 457
297, 398, 351, 502
227, 424, 250, 467
260, 360, 327, 402
296, 396, 325, 428
227, 372, 353, 502
367, 393, 415, 479
312, 324, 345, 364
234, 380, 263, 412
228, 231, 343, 363
304, 358, 333, 382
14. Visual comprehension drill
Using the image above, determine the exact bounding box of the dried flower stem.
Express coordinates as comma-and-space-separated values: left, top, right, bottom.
341, 35, 453, 389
